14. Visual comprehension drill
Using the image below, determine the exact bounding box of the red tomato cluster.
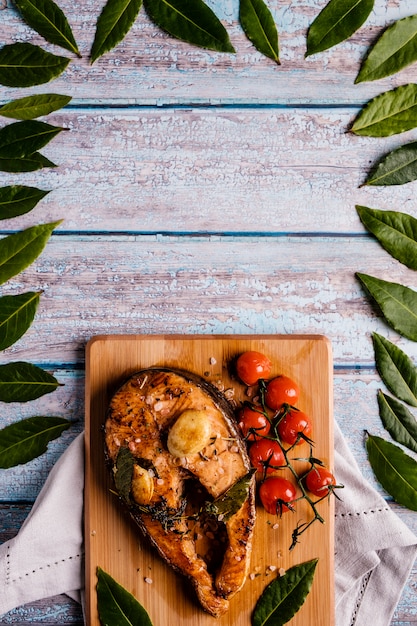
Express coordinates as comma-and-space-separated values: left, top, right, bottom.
235, 350, 336, 518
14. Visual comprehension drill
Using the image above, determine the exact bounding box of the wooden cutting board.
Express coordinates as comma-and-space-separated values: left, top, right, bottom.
85, 334, 334, 626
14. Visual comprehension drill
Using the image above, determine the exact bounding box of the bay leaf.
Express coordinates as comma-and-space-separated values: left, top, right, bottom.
306, 0, 374, 57
0, 221, 62, 286
0, 42, 70, 88
0, 94, 71, 120
356, 273, 417, 341
356, 14, 417, 83
96, 567, 153, 626
0, 153, 57, 172
239, 0, 279, 64
363, 141, 417, 186
252, 558, 318, 626
0, 415, 70, 468
351, 84, 417, 137
0, 185, 50, 220
372, 333, 417, 407
0, 120, 66, 160
143, 0, 235, 53
366, 433, 417, 510
0, 361, 61, 402
13, 0, 80, 57
377, 390, 417, 454
114, 446, 135, 502
0, 291, 41, 351
90, 0, 143, 64
204, 470, 255, 522
356, 205, 417, 269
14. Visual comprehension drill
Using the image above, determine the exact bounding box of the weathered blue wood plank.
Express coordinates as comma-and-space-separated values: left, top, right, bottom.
1, 1, 417, 106
1, 107, 416, 235
1, 235, 416, 365
0, 595, 83, 625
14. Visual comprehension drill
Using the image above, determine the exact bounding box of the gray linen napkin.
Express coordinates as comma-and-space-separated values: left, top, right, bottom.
334, 424, 417, 625
0, 433, 84, 616
0, 423, 416, 624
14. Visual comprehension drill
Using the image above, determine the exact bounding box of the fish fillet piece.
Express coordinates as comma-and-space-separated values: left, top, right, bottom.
104, 367, 256, 617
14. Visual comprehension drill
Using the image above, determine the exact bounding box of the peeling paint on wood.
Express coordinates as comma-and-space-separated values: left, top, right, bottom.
1, 108, 417, 234
1, 236, 417, 364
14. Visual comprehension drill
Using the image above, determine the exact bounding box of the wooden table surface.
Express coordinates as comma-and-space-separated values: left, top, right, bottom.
0, 0, 416, 623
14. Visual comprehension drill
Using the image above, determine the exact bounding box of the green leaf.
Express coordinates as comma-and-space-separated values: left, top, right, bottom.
366, 433, 417, 510
351, 84, 417, 137
0, 42, 70, 88
377, 390, 417, 454
356, 14, 417, 83
114, 446, 135, 502
96, 567, 153, 626
0, 153, 57, 172
239, 0, 279, 63
372, 333, 417, 407
13, 0, 80, 56
356, 273, 417, 341
306, 0, 374, 57
356, 206, 417, 269
0, 221, 62, 286
0, 292, 41, 351
143, 0, 235, 53
90, 0, 143, 64
0, 185, 50, 220
0, 415, 70, 468
0, 120, 66, 160
363, 141, 417, 186
252, 558, 318, 626
0, 361, 61, 402
0, 94, 71, 120
204, 470, 255, 521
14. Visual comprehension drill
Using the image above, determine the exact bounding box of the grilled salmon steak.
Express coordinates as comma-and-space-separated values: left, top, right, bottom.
104, 367, 256, 618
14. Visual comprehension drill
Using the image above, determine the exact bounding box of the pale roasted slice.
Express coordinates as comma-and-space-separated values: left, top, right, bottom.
104, 367, 256, 617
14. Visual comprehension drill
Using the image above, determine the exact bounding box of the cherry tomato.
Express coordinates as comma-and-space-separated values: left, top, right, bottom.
277, 408, 312, 446
236, 351, 272, 386
237, 405, 270, 441
249, 439, 285, 474
305, 466, 336, 497
259, 477, 297, 515
265, 375, 299, 410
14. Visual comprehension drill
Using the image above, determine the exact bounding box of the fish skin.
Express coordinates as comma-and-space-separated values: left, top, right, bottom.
105, 367, 256, 618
